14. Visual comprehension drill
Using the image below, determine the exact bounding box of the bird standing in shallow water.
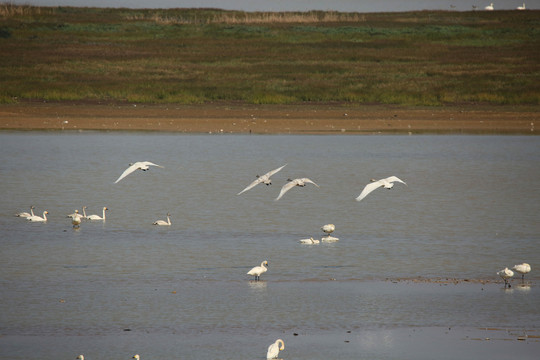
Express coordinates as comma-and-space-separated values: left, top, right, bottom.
497, 267, 514, 288
512, 263, 531, 283
267, 339, 285, 359
247, 260, 268, 281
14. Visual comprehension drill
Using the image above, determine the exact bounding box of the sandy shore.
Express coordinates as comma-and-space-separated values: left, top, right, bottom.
0, 102, 537, 134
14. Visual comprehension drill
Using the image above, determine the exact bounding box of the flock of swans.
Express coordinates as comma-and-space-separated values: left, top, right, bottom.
497, 263, 532, 288
483, 2, 528, 10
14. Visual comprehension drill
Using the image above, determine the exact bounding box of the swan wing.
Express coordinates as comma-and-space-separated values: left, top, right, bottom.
265, 163, 287, 178
300, 178, 319, 187
141, 161, 164, 168
355, 181, 383, 201
275, 180, 298, 201
114, 163, 140, 183
384, 176, 407, 186
237, 177, 264, 195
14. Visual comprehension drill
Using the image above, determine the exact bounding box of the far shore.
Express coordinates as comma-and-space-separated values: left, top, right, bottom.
0, 102, 537, 134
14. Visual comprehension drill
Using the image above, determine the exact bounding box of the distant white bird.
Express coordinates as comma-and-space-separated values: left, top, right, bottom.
77, 356, 84, 360
517, 3, 525, 10
15, 206, 35, 218
321, 235, 339, 243
267, 339, 285, 359
67, 210, 81, 219
237, 164, 287, 195
497, 267, 514, 287
132, 355, 140, 360
275, 177, 319, 201
299, 237, 320, 244
28, 210, 48, 222
512, 263, 531, 282
153, 213, 171, 226
321, 224, 335, 236
485, 2, 494, 10
355, 176, 407, 202
114, 161, 164, 183
86, 207, 108, 221
247, 260, 268, 281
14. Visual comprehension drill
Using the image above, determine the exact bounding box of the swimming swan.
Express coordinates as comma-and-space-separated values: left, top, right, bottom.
237, 164, 287, 195
114, 161, 164, 184
299, 237, 320, 244
355, 176, 407, 202
28, 210, 48, 222
86, 207, 108, 221
132, 355, 140, 360
512, 263, 531, 282
485, 2, 494, 10
267, 339, 285, 359
517, 3, 526, 10
247, 260, 268, 281
275, 177, 319, 201
15, 206, 35, 218
76, 356, 84, 360
153, 213, 171, 226
497, 267, 514, 287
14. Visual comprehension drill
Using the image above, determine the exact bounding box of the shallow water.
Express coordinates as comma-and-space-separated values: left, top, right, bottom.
1, 133, 539, 359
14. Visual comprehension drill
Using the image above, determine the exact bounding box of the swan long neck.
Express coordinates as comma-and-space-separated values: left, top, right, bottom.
277, 339, 285, 350
167, 215, 171, 225
30, 207, 35, 216
42, 211, 47, 220
102, 208, 106, 220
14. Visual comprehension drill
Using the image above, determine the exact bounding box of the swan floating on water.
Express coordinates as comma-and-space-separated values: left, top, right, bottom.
299, 237, 320, 244
497, 267, 514, 288
267, 339, 285, 359
355, 176, 407, 202
275, 177, 319, 201
114, 161, 164, 183
485, 2, 494, 10
247, 260, 268, 281
237, 164, 287, 195
28, 210, 48, 222
76, 356, 84, 360
132, 355, 140, 360
512, 263, 531, 282
86, 207, 108, 221
15, 206, 35, 218
321, 235, 339, 242
517, 3, 525, 10
153, 213, 171, 226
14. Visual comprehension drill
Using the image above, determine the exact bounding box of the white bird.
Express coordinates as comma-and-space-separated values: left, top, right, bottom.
114, 161, 164, 183
15, 206, 35, 218
132, 355, 140, 360
299, 237, 320, 244
67, 210, 81, 219
485, 2, 494, 10
72, 215, 82, 228
86, 207, 108, 221
355, 176, 407, 202
28, 210, 48, 222
153, 213, 171, 226
512, 263, 531, 282
267, 339, 285, 359
517, 3, 526, 10
247, 260, 268, 281
321, 224, 335, 236
497, 267, 514, 288
237, 164, 287, 195
76, 356, 84, 360
275, 177, 319, 201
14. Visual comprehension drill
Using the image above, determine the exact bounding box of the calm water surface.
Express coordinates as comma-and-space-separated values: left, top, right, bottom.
1, 133, 539, 359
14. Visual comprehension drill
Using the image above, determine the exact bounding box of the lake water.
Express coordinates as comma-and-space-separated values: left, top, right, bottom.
1, 133, 539, 359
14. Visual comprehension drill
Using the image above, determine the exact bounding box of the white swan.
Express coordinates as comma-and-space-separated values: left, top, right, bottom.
497, 267, 514, 287
67, 210, 81, 219
114, 161, 164, 183
512, 263, 531, 282
321, 235, 339, 242
321, 224, 335, 235
237, 164, 287, 195
275, 177, 319, 201
15, 205, 35, 218
267, 339, 285, 359
153, 213, 171, 226
28, 210, 48, 222
86, 207, 108, 221
77, 356, 84, 360
132, 355, 140, 360
517, 3, 525, 10
247, 260, 268, 281
485, 2, 494, 10
355, 176, 407, 202
299, 237, 320, 244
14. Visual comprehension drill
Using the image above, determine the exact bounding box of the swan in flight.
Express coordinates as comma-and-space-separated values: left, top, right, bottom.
237, 164, 287, 195
153, 213, 171, 226
299, 237, 320, 244
267, 339, 285, 359
86, 207, 108, 221
517, 3, 526, 10
321, 224, 335, 235
114, 161, 164, 183
512, 263, 531, 282
485, 2, 494, 10
275, 177, 319, 201
28, 210, 48, 222
355, 176, 407, 202
247, 260, 268, 281
497, 267, 514, 288
15, 206, 35, 218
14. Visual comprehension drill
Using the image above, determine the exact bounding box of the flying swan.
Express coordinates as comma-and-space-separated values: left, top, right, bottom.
247, 260, 268, 281
153, 213, 171, 226
114, 161, 164, 183
355, 176, 407, 202
275, 177, 319, 201
267, 339, 285, 359
28, 210, 49, 222
237, 164, 287, 195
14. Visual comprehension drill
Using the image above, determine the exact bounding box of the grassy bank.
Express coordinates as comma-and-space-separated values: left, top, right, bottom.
0, 4, 539, 106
